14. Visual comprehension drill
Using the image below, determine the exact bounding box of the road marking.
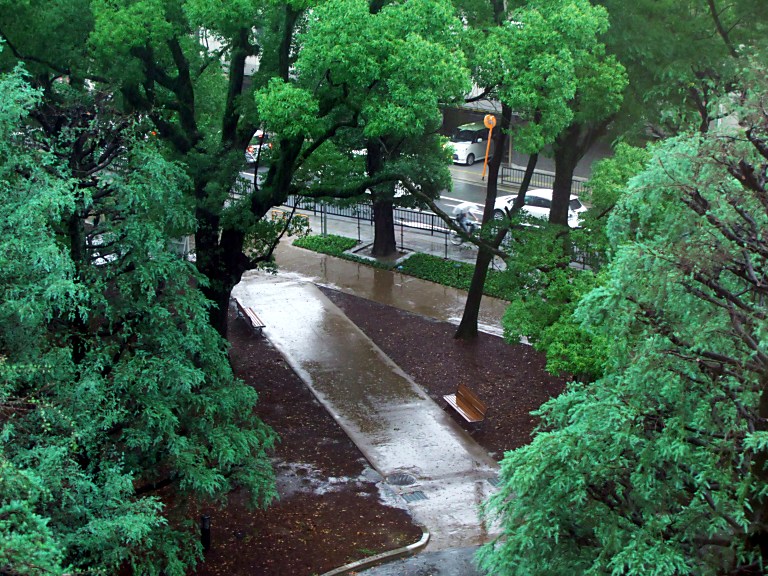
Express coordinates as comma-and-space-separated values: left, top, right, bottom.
441, 194, 475, 204
441, 197, 484, 213
450, 166, 479, 177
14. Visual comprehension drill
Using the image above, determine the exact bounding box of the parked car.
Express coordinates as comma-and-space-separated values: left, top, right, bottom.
446, 122, 495, 166
493, 188, 586, 228
245, 130, 271, 165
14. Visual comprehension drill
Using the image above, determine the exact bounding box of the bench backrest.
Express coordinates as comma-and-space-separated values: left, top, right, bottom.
234, 297, 248, 316
457, 383, 487, 416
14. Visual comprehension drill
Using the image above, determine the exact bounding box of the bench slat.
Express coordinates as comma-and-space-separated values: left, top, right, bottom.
234, 298, 266, 335
457, 384, 487, 415
443, 387, 486, 423
243, 308, 265, 329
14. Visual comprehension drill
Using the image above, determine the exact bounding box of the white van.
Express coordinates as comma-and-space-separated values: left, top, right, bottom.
446, 122, 495, 166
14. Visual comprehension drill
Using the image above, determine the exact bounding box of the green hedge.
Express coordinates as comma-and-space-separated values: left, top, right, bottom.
292, 234, 513, 301
293, 234, 357, 255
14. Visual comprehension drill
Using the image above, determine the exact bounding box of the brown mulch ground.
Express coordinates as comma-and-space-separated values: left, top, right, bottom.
193, 287, 565, 575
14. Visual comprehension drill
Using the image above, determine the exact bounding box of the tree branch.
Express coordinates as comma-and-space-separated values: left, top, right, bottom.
706, 0, 740, 59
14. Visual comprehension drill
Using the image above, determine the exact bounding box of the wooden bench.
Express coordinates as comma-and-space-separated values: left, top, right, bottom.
443, 384, 487, 425
234, 298, 266, 336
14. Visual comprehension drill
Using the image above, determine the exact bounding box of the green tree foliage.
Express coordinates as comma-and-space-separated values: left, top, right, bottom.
0, 68, 276, 575
600, 0, 768, 137
453, 0, 626, 340
256, 0, 470, 256
500, 231, 606, 380
479, 67, 768, 575
0, 0, 471, 332
501, 143, 652, 380
476, 0, 623, 154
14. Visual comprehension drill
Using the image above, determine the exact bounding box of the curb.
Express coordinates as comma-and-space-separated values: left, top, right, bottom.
319, 528, 430, 576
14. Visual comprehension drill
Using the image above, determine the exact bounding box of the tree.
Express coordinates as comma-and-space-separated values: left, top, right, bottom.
259, 0, 469, 257
31, 0, 464, 333
0, 67, 276, 575
547, 30, 626, 226
0, 63, 70, 576
500, 143, 651, 381
453, 0, 623, 339
498, 0, 768, 376
478, 64, 768, 575
599, 0, 768, 138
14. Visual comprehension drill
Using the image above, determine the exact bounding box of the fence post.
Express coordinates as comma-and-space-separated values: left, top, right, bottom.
321, 203, 327, 236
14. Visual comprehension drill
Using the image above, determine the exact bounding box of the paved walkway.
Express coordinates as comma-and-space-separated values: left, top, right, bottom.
232, 268, 501, 551
355, 545, 485, 576
270, 239, 509, 337
232, 214, 514, 572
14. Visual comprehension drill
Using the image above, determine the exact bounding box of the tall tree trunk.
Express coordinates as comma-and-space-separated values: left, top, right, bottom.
367, 138, 398, 257
551, 121, 608, 225
194, 6, 303, 339
455, 107, 542, 341
67, 205, 89, 365
222, 28, 251, 145
371, 200, 397, 257
455, 105, 512, 340
550, 124, 582, 226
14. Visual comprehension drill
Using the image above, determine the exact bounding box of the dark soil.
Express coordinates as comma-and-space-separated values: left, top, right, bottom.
194, 287, 565, 575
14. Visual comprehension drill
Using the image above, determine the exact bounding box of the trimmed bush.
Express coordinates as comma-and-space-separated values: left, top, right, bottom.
293, 234, 358, 255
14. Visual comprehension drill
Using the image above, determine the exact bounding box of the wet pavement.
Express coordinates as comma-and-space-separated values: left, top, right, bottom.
232, 212, 510, 571
232, 272, 501, 552
269, 210, 510, 336
272, 240, 509, 337
355, 546, 485, 576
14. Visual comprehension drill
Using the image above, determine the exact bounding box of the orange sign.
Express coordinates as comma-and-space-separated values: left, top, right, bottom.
481, 116, 496, 180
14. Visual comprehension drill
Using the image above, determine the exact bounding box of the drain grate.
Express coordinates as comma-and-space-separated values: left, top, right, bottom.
387, 473, 416, 486
487, 476, 502, 488
402, 491, 428, 503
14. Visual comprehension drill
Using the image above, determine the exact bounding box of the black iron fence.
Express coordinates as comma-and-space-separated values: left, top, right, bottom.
281, 194, 601, 270
283, 194, 450, 235
500, 165, 586, 196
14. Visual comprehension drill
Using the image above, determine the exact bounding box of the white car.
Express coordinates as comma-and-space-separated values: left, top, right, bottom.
446, 122, 495, 166
493, 188, 586, 228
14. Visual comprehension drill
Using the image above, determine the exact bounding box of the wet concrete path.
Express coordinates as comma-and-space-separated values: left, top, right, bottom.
270, 241, 509, 337
233, 240, 506, 550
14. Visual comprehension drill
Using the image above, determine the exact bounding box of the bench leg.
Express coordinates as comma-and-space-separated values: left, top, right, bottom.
468, 421, 485, 435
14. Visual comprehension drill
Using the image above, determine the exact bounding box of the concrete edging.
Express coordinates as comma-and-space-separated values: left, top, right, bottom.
319, 528, 430, 576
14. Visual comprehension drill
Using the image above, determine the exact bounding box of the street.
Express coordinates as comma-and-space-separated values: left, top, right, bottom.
242, 146, 602, 221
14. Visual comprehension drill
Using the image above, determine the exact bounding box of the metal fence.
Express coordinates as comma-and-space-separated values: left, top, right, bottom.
281, 194, 601, 270
500, 165, 586, 196
283, 194, 450, 235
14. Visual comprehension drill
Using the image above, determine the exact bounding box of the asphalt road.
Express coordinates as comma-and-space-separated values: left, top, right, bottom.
242, 147, 602, 221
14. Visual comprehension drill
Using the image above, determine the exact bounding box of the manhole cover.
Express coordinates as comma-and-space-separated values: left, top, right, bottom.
402, 491, 428, 503
387, 473, 417, 486
487, 476, 502, 488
